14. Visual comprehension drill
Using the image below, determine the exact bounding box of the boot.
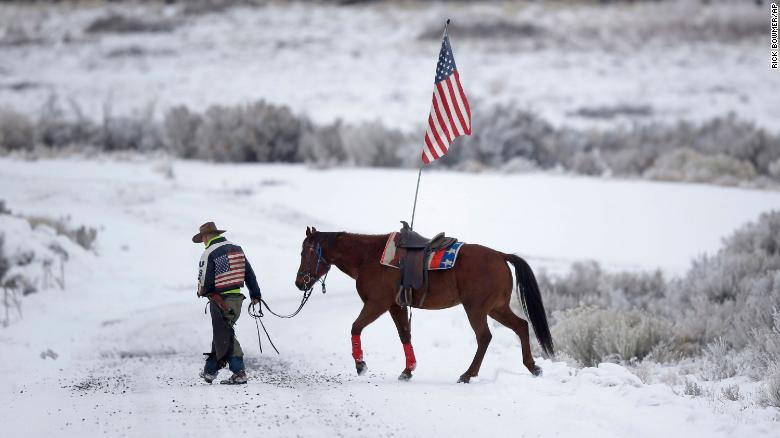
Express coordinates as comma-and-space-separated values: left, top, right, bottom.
220, 370, 248, 385
199, 370, 217, 384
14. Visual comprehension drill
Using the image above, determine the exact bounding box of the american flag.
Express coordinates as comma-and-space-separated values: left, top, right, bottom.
214, 251, 246, 288
421, 30, 471, 164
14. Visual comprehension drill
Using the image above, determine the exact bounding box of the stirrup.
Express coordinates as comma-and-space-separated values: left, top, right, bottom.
395, 287, 411, 307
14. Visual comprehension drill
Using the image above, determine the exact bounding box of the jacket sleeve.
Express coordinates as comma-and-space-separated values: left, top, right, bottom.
245, 258, 262, 301
202, 254, 216, 296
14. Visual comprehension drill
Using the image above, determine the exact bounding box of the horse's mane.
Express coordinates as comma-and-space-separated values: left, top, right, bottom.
339, 232, 390, 238
311, 231, 388, 250
312, 231, 389, 239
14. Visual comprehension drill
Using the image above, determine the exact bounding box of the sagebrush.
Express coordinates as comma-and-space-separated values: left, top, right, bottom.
541, 211, 780, 386
2, 97, 779, 189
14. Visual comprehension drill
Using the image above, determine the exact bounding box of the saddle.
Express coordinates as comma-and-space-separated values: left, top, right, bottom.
396, 221, 457, 307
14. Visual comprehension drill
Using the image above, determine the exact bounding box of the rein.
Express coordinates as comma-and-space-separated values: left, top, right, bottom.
204, 236, 331, 357
255, 240, 330, 320
249, 302, 279, 354
246, 240, 331, 354
248, 278, 322, 355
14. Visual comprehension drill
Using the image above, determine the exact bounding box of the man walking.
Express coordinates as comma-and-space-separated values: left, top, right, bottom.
193, 221, 262, 384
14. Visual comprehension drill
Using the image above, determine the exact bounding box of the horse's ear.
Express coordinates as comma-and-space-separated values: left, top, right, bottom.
306, 226, 311, 237
312, 226, 318, 233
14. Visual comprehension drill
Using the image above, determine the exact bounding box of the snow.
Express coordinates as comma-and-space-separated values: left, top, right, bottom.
1, 157, 779, 437
1, 2, 776, 132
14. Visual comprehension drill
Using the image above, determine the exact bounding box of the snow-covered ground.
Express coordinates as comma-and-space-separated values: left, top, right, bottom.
1, 158, 779, 437
0, 1, 775, 132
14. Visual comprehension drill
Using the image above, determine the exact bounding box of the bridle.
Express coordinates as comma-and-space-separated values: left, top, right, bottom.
297, 239, 331, 294
253, 235, 331, 322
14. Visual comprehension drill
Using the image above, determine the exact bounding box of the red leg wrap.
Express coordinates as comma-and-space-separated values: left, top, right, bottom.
351, 335, 363, 362
403, 343, 416, 371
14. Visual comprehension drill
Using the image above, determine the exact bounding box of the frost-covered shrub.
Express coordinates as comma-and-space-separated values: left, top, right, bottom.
0, 23, 44, 47
550, 306, 603, 366
629, 359, 658, 384
37, 96, 97, 149
339, 122, 407, 167
497, 156, 537, 173
538, 261, 666, 313
163, 106, 202, 159
721, 384, 742, 401
759, 363, 780, 408
671, 211, 780, 348
0, 234, 8, 282
540, 211, 780, 374
644, 148, 757, 186
190, 101, 309, 163
444, 107, 780, 187
181, 0, 234, 16
419, 20, 544, 41
568, 150, 606, 176
538, 262, 605, 312
24, 216, 98, 251
746, 310, 780, 376
446, 105, 558, 168
689, 115, 780, 175
299, 121, 346, 166
700, 338, 739, 380
0, 213, 86, 326
551, 306, 673, 367
7, 96, 780, 187
725, 210, 780, 257
101, 107, 163, 152
683, 379, 704, 397
571, 104, 653, 120
243, 101, 307, 162
0, 108, 34, 151
769, 159, 780, 181
85, 14, 175, 34
190, 105, 243, 161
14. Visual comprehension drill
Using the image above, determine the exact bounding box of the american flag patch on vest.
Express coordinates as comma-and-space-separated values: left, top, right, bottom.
214, 251, 246, 288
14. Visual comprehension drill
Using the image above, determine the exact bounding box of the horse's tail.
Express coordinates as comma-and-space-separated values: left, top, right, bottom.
504, 253, 555, 358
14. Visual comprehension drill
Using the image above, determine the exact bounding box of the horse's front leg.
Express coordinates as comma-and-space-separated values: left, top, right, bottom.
350, 301, 387, 375
389, 305, 416, 381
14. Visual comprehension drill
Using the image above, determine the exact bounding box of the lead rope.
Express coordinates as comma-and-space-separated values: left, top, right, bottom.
248, 264, 328, 355
246, 240, 329, 355
249, 303, 279, 354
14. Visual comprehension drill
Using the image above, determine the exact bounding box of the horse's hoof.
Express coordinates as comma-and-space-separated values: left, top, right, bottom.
530, 365, 543, 377
457, 374, 471, 384
356, 361, 368, 376
398, 369, 413, 381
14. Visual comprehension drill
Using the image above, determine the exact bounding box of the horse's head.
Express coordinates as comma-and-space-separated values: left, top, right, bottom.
295, 226, 332, 291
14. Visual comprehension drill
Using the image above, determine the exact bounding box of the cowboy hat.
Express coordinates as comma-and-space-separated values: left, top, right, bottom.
192, 221, 226, 243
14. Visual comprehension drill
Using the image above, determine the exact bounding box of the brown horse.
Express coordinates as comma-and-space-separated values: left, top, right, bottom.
294, 227, 554, 383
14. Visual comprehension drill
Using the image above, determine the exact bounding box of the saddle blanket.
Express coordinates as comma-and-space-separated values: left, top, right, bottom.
380, 232, 464, 270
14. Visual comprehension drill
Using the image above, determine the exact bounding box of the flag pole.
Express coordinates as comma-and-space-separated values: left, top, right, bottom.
409, 167, 423, 230
409, 19, 450, 231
